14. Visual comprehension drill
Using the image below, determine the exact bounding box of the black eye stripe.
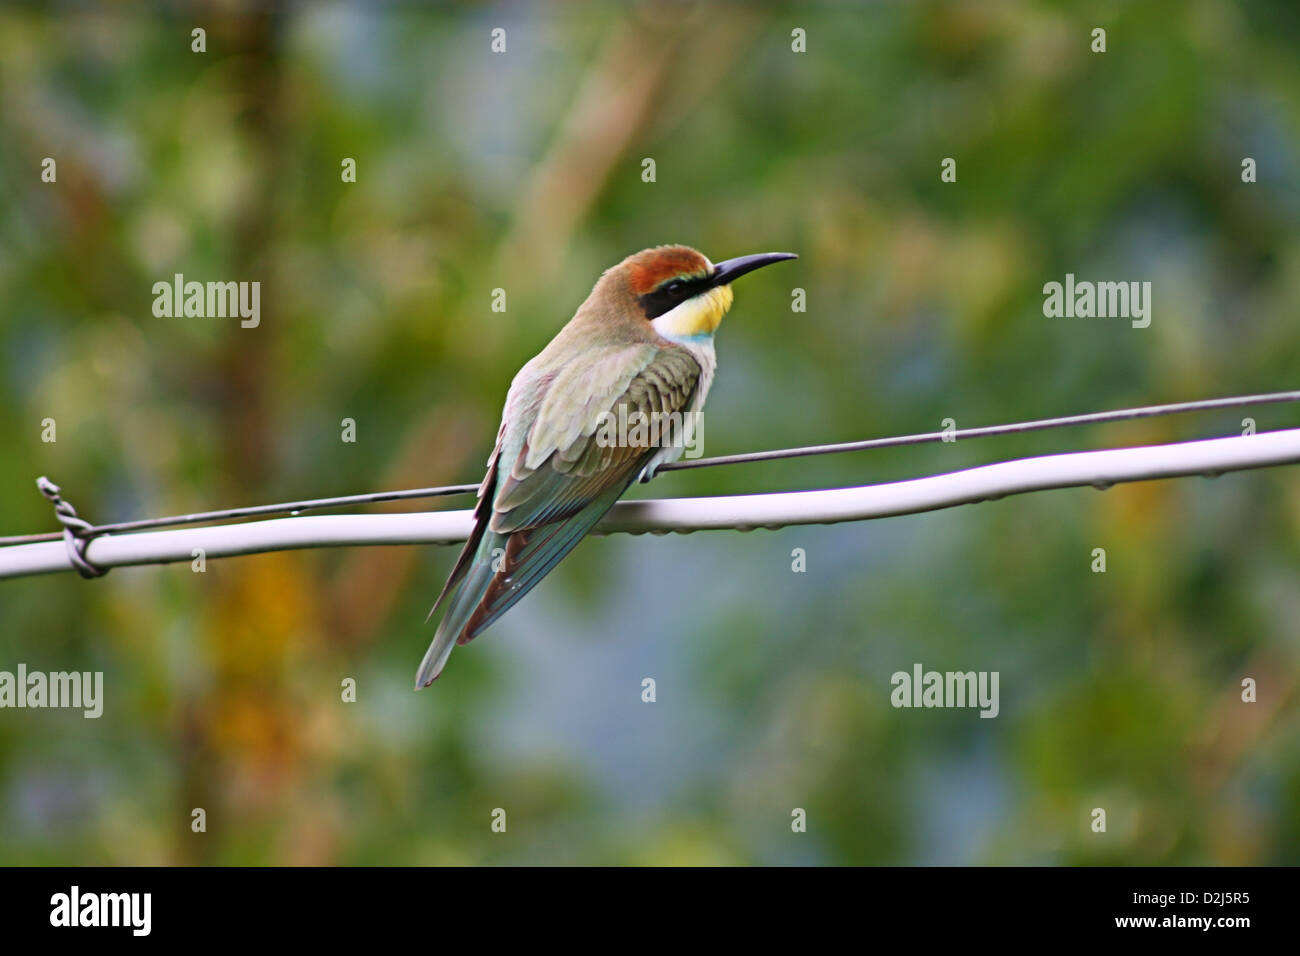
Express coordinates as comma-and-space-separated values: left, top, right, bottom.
638, 275, 712, 319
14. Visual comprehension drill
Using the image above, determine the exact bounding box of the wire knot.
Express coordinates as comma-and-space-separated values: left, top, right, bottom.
37, 477, 108, 579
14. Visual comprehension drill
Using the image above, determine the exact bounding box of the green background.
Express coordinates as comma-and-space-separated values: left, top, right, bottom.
1, 1, 1298, 864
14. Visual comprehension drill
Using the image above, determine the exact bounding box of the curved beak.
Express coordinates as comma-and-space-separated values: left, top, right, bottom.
709, 252, 798, 287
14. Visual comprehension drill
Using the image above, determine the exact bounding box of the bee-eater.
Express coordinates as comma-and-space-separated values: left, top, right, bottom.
416, 244, 796, 687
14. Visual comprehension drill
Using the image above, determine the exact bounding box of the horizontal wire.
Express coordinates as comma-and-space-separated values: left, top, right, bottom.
0, 482, 480, 546
6, 427, 1300, 580
2, 388, 1296, 547
658, 389, 1300, 471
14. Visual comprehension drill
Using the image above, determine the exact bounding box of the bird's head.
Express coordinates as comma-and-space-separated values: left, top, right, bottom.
618, 244, 797, 341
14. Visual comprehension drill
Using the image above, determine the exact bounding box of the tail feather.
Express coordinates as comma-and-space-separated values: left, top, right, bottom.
415, 529, 504, 688
414, 479, 632, 688
424, 456, 500, 626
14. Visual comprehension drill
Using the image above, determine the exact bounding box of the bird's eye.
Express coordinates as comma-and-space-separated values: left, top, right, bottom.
665, 280, 684, 294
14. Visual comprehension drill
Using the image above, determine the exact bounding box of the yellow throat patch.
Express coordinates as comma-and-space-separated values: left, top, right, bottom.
653, 284, 735, 339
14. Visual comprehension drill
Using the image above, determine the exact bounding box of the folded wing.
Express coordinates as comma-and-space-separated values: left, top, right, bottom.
416, 342, 701, 686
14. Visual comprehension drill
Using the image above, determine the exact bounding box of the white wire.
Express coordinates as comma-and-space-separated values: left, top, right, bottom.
1, 428, 1295, 581
7, 387, 1297, 546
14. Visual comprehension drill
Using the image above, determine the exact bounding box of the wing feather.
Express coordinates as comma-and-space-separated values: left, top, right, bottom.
416, 341, 702, 686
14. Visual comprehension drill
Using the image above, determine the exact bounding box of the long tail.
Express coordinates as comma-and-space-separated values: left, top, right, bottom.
414, 480, 630, 688
415, 527, 507, 687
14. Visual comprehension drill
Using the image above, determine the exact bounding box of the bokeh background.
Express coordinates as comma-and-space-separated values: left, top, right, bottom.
2, 1, 1299, 865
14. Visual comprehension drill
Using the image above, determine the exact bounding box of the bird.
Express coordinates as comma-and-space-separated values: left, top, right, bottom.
415, 244, 797, 687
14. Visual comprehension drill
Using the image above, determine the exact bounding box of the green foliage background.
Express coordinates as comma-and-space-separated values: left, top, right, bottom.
1, 1, 1298, 864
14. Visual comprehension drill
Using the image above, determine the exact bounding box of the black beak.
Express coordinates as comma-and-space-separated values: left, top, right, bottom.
709, 252, 798, 287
